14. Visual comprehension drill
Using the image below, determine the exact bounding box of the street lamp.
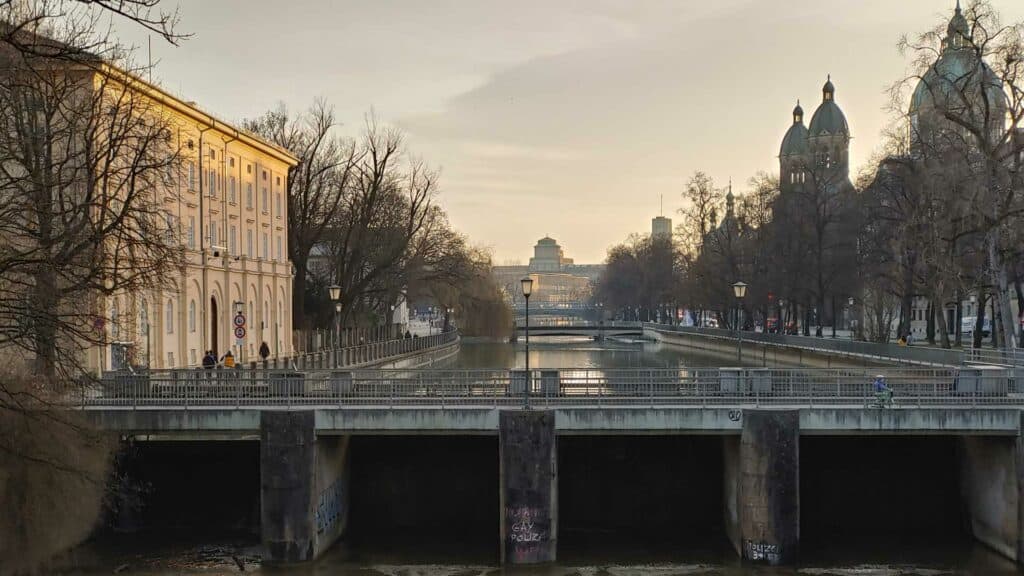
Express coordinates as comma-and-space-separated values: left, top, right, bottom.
733, 282, 747, 364
521, 277, 534, 409
329, 284, 341, 348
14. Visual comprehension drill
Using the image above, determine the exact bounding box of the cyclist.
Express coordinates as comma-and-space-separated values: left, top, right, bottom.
873, 375, 892, 407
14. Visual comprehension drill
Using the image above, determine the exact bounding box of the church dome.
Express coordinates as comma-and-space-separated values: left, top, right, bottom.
808, 76, 850, 137
779, 114, 809, 157
909, 4, 1004, 118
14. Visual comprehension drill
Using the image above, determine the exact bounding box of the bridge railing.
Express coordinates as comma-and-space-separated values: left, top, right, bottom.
645, 323, 965, 366
77, 366, 1016, 408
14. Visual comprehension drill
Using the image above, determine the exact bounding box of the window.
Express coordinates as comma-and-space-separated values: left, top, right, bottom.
167, 352, 175, 367
208, 169, 216, 197
262, 170, 267, 181
276, 176, 281, 186
276, 193, 282, 217
110, 301, 119, 339
166, 300, 174, 334
247, 164, 252, 174
262, 187, 268, 212
229, 157, 235, 167
247, 229, 253, 258
230, 225, 237, 255
263, 233, 268, 259
140, 299, 148, 337
188, 300, 196, 332
246, 183, 253, 209
187, 216, 195, 249
210, 149, 216, 160
188, 162, 196, 190
189, 349, 196, 365
276, 236, 282, 261
210, 221, 218, 247
229, 176, 236, 203
164, 213, 176, 244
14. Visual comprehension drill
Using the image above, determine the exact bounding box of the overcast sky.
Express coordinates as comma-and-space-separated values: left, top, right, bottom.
119, 0, 1024, 265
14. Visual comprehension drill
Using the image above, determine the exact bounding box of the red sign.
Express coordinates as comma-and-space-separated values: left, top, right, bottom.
234, 326, 246, 339
233, 313, 246, 328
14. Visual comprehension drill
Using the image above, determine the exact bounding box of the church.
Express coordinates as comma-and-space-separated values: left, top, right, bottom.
778, 76, 853, 195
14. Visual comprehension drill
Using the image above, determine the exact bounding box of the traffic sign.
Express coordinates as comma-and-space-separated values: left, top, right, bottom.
234, 326, 247, 339
233, 312, 246, 328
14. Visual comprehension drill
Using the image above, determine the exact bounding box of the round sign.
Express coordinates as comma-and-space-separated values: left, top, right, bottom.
233, 313, 246, 327
234, 326, 247, 339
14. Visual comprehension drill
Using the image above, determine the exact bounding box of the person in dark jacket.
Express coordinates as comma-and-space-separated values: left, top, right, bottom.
202, 350, 216, 369
259, 341, 270, 361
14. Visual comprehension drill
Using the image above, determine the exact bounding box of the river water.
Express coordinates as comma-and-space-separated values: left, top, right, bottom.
60, 337, 1023, 575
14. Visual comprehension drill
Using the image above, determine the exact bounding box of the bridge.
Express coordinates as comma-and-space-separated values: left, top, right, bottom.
513, 301, 597, 317
514, 320, 643, 338
74, 360, 1024, 567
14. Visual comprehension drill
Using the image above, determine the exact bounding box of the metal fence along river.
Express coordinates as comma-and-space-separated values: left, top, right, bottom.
78, 366, 1018, 409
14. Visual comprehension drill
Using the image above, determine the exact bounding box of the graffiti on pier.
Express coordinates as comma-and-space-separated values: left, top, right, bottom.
506, 506, 548, 561
728, 409, 743, 422
315, 478, 344, 535
744, 539, 780, 564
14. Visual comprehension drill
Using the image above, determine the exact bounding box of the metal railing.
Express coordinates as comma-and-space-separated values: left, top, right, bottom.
246, 330, 458, 371
645, 324, 965, 366
77, 366, 1018, 409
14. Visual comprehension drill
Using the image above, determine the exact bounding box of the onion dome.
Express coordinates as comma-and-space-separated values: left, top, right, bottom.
780, 100, 809, 157
808, 75, 850, 137
909, 2, 1004, 117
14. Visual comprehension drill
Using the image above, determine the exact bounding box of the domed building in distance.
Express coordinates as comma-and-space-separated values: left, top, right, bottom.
778, 76, 853, 195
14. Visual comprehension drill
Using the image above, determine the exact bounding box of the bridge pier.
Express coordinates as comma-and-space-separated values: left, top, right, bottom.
499, 410, 558, 564
260, 411, 350, 564
724, 409, 800, 565
959, 412, 1024, 562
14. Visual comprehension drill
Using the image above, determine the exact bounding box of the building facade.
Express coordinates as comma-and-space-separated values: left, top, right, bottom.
779, 76, 852, 195
492, 237, 604, 307
91, 72, 299, 371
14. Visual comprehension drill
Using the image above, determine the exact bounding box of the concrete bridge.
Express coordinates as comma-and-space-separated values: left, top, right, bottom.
77, 364, 1024, 567
514, 321, 642, 338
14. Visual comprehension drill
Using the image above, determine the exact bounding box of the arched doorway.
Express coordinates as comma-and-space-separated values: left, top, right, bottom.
210, 296, 219, 355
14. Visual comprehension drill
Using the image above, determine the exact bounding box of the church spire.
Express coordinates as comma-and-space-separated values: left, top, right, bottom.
725, 178, 735, 219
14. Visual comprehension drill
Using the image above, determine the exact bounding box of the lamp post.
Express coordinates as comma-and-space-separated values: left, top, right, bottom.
733, 282, 747, 364
329, 284, 341, 349
521, 277, 534, 409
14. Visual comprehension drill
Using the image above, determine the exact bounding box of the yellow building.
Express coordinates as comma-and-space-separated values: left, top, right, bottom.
87, 66, 299, 371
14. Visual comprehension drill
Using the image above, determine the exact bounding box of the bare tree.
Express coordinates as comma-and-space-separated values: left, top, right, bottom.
894, 0, 1024, 349
245, 100, 357, 331
0, 45, 183, 377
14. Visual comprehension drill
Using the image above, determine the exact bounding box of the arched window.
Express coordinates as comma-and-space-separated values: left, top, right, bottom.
111, 301, 120, 339
166, 300, 174, 334
140, 299, 148, 336
188, 300, 196, 333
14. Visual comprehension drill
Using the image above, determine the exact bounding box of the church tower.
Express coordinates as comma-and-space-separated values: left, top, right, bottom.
779, 100, 809, 195
807, 76, 851, 190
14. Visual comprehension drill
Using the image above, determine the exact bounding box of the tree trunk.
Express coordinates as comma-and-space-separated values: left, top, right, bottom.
954, 295, 963, 348
987, 231, 1018, 350
974, 294, 986, 349
926, 302, 935, 345
292, 254, 309, 331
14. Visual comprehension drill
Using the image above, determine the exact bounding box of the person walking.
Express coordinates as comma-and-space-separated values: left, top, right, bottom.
259, 341, 270, 361
221, 350, 235, 368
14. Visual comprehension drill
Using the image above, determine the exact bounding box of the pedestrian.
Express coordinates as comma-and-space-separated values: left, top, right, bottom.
202, 350, 216, 369
221, 349, 235, 368
259, 341, 270, 361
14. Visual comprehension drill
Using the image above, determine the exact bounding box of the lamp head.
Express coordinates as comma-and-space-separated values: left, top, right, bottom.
328, 284, 341, 301
732, 281, 748, 299
521, 277, 534, 297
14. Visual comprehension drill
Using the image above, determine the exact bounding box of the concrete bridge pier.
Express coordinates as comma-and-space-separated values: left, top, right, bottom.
724, 409, 800, 565
260, 411, 350, 564
959, 413, 1024, 562
500, 410, 558, 564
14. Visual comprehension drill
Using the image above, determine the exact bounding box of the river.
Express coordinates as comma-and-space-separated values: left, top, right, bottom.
60, 337, 1023, 575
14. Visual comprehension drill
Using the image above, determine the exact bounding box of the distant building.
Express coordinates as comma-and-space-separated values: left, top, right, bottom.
528, 236, 573, 272
779, 76, 852, 196
652, 216, 672, 240
493, 236, 604, 306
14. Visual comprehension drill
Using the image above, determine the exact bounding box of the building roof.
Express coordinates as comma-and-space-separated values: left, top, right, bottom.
780, 110, 809, 157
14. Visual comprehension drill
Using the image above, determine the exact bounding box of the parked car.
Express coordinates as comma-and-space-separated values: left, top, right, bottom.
961, 316, 991, 337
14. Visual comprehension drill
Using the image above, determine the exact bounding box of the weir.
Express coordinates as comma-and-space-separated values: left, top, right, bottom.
109, 407, 1024, 566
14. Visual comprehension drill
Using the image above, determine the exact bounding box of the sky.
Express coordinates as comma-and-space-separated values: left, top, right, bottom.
117, 0, 1024, 265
